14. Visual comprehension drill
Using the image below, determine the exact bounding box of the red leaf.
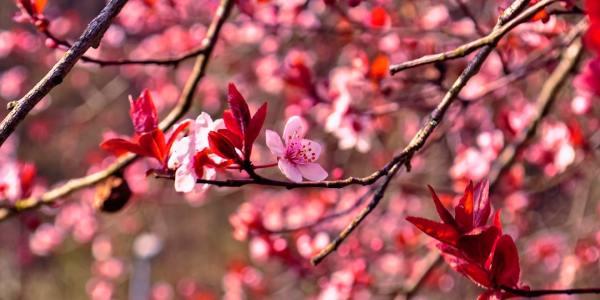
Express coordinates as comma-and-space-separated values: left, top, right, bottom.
208, 131, 240, 160
244, 102, 267, 154
492, 210, 503, 235
428, 185, 457, 227
100, 138, 147, 157
138, 130, 166, 164
490, 235, 521, 288
129, 89, 158, 134
33, 0, 47, 13
457, 226, 500, 265
588, 0, 600, 20
406, 216, 460, 245
439, 245, 492, 288
217, 128, 243, 149
166, 121, 191, 154
227, 83, 251, 137
456, 181, 474, 231
223, 110, 243, 136
19, 163, 36, 198
473, 179, 491, 227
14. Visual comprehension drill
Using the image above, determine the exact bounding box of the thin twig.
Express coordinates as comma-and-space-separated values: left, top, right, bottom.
0, 0, 236, 222
489, 33, 585, 189
502, 286, 600, 297
43, 29, 207, 67
305, 0, 536, 266
389, 0, 558, 75
0, 0, 130, 147
402, 25, 585, 299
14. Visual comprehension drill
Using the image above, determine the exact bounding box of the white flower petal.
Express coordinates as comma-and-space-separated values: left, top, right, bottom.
297, 163, 328, 181
174, 167, 196, 193
283, 116, 306, 143
278, 159, 303, 183
265, 130, 285, 156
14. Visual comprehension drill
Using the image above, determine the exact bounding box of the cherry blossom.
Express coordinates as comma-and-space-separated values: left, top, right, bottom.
168, 112, 223, 192
265, 116, 327, 182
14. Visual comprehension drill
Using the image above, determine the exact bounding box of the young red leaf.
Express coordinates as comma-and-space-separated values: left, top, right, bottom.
428, 185, 457, 227
101, 138, 147, 157
129, 89, 158, 134
19, 163, 36, 198
244, 102, 267, 154
492, 210, 503, 235
473, 178, 491, 227
439, 244, 492, 288
217, 128, 243, 149
490, 235, 521, 288
457, 226, 500, 265
406, 216, 460, 245
455, 181, 475, 231
223, 110, 243, 136
166, 121, 191, 154
227, 83, 251, 136
138, 130, 166, 164
208, 131, 239, 160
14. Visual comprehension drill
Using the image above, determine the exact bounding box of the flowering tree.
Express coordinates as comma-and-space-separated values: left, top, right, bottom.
1, 0, 600, 299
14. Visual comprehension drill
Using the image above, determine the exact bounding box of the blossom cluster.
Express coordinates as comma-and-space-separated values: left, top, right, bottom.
101, 83, 328, 193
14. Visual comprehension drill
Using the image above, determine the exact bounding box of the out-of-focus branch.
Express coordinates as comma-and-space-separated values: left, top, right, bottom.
43, 29, 207, 67
401, 29, 585, 300
306, 0, 537, 266
502, 286, 600, 297
0, 0, 129, 147
0, 0, 235, 222
389, 0, 558, 75
489, 35, 585, 188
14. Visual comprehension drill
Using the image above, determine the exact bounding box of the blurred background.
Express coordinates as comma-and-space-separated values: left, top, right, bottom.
0, 0, 599, 299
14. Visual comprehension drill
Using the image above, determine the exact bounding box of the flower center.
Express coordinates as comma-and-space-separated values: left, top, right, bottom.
285, 139, 317, 165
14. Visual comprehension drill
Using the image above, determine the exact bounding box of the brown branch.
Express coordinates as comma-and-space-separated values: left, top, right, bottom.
502, 286, 600, 297
0, 0, 236, 222
310, 162, 403, 265
43, 29, 206, 67
305, 0, 538, 266
0, 0, 130, 147
489, 33, 585, 188
389, 0, 558, 75
402, 25, 585, 300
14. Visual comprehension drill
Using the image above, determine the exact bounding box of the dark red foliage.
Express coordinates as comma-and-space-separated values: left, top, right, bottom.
407, 180, 523, 298
129, 89, 158, 135
208, 131, 240, 161
209, 83, 267, 161
193, 149, 232, 178
19, 163, 36, 198
100, 90, 189, 167
585, 0, 600, 54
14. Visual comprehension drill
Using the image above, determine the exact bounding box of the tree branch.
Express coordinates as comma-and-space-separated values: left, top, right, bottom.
0, 0, 130, 147
0, 0, 236, 222
402, 25, 585, 299
502, 286, 600, 297
389, 0, 558, 75
42, 29, 207, 67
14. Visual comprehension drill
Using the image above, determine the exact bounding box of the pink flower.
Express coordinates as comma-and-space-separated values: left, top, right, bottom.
168, 112, 224, 193
265, 116, 327, 182
29, 223, 64, 256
